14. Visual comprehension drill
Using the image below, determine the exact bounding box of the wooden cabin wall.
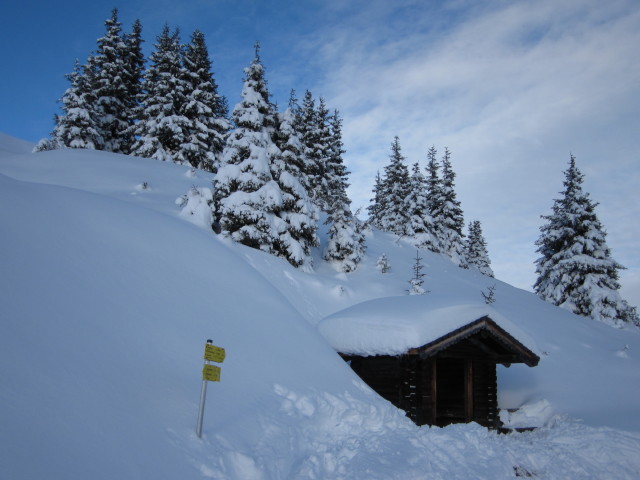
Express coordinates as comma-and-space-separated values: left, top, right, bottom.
399, 355, 435, 426
345, 355, 401, 407
343, 342, 500, 429
414, 358, 435, 426
429, 338, 499, 428
471, 360, 498, 428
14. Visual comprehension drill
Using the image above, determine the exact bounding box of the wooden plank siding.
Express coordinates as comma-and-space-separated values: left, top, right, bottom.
343, 353, 498, 428
344, 355, 402, 407
339, 316, 538, 429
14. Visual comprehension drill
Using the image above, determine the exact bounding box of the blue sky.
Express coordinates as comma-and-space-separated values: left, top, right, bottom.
1, 0, 639, 306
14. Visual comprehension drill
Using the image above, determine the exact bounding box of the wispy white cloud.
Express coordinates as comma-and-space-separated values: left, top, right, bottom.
301, 0, 640, 301
2, 0, 637, 304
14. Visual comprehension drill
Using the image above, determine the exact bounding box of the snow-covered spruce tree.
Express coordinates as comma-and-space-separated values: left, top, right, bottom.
176, 186, 214, 229
47, 60, 103, 150
120, 18, 145, 153
322, 112, 365, 273
407, 249, 428, 295
437, 147, 467, 267
181, 29, 230, 172
481, 284, 497, 304
534, 154, 638, 326
323, 110, 351, 212
376, 253, 391, 273
32, 125, 63, 152
367, 170, 385, 229
378, 136, 411, 235
425, 145, 444, 252
272, 90, 319, 269
465, 220, 494, 277
297, 90, 326, 207
274, 90, 310, 191
311, 98, 332, 210
215, 44, 317, 269
132, 25, 191, 163
36, 11, 142, 153
91, 9, 134, 154
406, 161, 439, 251
323, 195, 366, 273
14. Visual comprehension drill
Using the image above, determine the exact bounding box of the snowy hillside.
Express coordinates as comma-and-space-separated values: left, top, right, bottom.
1, 135, 640, 479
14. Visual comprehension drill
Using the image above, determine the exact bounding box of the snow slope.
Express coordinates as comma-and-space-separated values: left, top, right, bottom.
1, 136, 640, 479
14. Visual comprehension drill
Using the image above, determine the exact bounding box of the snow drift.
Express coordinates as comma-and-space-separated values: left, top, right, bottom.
1, 136, 640, 479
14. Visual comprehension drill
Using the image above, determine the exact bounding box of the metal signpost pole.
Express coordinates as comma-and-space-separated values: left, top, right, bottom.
196, 339, 225, 439
196, 339, 213, 439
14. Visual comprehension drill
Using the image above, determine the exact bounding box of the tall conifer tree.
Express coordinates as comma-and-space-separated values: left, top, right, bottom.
312, 97, 332, 210
367, 171, 385, 229
534, 154, 638, 326
48, 60, 103, 150
297, 90, 324, 206
425, 145, 444, 252
465, 220, 494, 277
438, 147, 467, 266
377, 136, 411, 235
38, 10, 141, 152
323, 110, 350, 211
406, 162, 439, 250
121, 18, 145, 153
181, 30, 230, 172
132, 25, 190, 163
272, 90, 319, 269
215, 44, 317, 269
92, 8, 131, 154
322, 110, 365, 272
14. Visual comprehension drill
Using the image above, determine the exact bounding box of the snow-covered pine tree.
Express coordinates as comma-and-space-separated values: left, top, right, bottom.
376, 253, 391, 273
438, 147, 467, 267
367, 170, 385, 229
378, 136, 411, 235
35, 11, 141, 153
180, 30, 230, 172
272, 90, 319, 269
297, 90, 325, 207
311, 98, 332, 210
274, 90, 308, 188
425, 145, 444, 252
322, 110, 351, 212
91, 9, 133, 154
534, 154, 638, 326
132, 25, 191, 163
274, 91, 310, 191
322, 111, 365, 272
323, 196, 366, 273
406, 161, 439, 251
465, 220, 494, 277
407, 249, 428, 295
215, 44, 316, 269
47, 59, 103, 150
481, 284, 497, 304
121, 18, 145, 154
32, 124, 63, 152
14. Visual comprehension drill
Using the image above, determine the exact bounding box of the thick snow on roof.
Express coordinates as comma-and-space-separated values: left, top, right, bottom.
318, 295, 538, 356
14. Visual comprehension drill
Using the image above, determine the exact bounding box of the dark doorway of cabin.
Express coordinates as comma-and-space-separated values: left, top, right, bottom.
435, 358, 469, 426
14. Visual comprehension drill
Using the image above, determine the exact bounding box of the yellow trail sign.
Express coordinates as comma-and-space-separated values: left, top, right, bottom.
202, 364, 221, 382
204, 344, 226, 363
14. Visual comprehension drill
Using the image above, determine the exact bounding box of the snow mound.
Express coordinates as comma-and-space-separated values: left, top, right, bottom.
2, 140, 640, 479
318, 295, 538, 356
0, 132, 34, 154
499, 399, 556, 429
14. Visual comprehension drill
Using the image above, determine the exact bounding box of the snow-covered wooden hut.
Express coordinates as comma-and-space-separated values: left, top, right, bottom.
318, 297, 540, 429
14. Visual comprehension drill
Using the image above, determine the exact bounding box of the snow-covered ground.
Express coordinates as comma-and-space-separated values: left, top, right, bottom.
1, 132, 639, 479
